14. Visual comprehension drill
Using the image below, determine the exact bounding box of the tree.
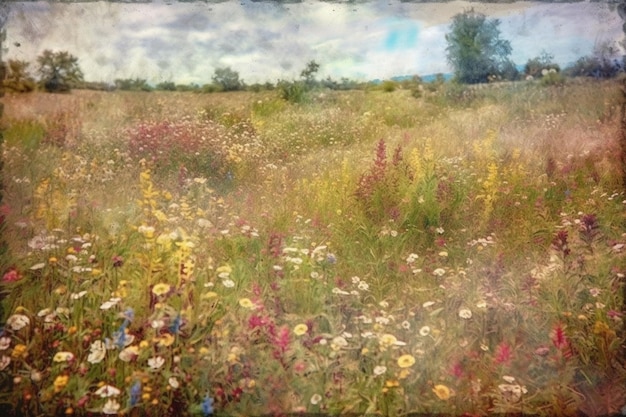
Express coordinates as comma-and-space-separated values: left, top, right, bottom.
3, 59, 36, 92
212, 67, 243, 92
445, 9, 513, 84
563, 41, 624, 79
300, 60, 320, 87
36, 50, 83, 92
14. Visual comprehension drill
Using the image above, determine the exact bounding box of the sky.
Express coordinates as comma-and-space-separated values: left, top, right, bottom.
3, 0, 625, 85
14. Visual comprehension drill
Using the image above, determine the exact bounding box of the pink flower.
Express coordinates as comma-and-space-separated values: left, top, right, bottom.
494, 342, 512, 365
273, 325, 291, 354
248, 314, 267, 330
449, 361, 464, 378
2, 269, 21, 283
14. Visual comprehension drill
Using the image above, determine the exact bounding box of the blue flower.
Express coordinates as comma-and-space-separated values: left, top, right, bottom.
114, 329, 126, 349
169, 314, 181, 334
129, 381, 141, 406
201, 395, 214, 416
122, 308, 135, 322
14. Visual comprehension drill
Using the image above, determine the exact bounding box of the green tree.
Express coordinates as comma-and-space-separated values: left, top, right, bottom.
445, 9, 512, 84
212, 67, 243, 92
300, 60, 320, 87
3, 59, 36, 92
36, 50, 84, 92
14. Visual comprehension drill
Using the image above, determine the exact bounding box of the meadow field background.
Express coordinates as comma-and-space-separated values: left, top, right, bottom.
0, 79, 625, 416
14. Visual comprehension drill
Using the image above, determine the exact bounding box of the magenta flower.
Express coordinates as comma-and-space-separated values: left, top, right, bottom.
494, 342, 512, 365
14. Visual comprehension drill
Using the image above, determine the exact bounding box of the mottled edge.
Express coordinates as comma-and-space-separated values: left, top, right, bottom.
1, 2, 626, 416
0, 2, 8, 303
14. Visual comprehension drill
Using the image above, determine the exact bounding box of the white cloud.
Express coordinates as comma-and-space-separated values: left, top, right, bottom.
4, 1, 623, 85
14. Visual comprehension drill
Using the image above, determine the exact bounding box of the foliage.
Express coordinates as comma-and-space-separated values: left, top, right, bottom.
155, 81, 177, 91
300, 60, 320, 88
277, 79, 307, 104
539, 71, 566, 87
445, 9, 513, 84
498, 59, 520, 82
36, 50, 83, 93
563, 41, 624, 79
114, 78, 153, 92
212, 67, 244, 92
381, 80, 397, 93
525, 51, 561, 79
3, 60, 36, 93
564, 56, 624, 79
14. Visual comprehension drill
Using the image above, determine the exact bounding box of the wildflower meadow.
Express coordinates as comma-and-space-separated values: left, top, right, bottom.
0, 79, 625, 416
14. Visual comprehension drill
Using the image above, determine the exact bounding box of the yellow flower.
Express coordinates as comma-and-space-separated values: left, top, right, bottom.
11, 344, 28, 359
54, 286, 68, 295
202, 291, 218, 300
54, 375, 70, 393
398, 368, 411, 379
397, 354, 415, 368
49, 257, 58, 264
293, 323, 308, 336
152, 283, 171, 297
239, 298, 255, 309
53, 351, 75, 362
385, 379, 400, 388
433, 384, 451, 400
593, 321, 615, 337
216, 265, 232, 278
158, 333, 175, 347
138, 225, 155, 239
379, 334, 398, 350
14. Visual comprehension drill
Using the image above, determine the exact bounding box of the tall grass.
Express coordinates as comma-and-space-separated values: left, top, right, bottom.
0, 79, 624, 416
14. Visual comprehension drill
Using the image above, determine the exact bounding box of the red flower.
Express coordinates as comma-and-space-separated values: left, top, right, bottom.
494, 342, 512, 365
2, 268, 21, 283
449, 361, 464, 378
551, 323, 569, 350
112, 255, 124, 268
248, 314, 267, 330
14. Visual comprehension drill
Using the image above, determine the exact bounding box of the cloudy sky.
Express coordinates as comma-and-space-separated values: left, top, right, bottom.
4, 1, 624, 85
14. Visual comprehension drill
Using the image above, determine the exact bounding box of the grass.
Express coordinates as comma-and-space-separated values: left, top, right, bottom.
0, 78, 624, 416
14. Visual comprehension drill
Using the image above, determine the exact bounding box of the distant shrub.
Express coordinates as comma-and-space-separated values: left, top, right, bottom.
540, 70, 566, 86
277, 80, 307, 104
381, 80, 397, 92
564, 55, 624, 79
525, 51, 561, 78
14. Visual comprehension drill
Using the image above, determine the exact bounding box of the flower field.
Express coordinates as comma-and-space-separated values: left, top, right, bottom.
0, 80, 624, 416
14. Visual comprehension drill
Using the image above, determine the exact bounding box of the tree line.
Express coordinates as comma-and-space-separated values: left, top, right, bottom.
2, 10, 624, 95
